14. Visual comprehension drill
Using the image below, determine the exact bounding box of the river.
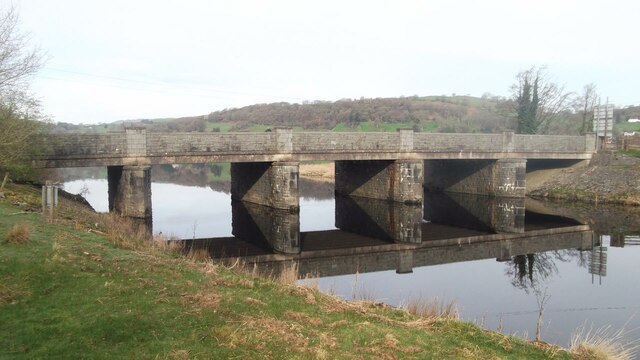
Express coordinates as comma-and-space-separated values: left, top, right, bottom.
61, 167, 640, 354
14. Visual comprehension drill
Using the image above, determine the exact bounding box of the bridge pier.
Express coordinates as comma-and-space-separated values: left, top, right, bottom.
230, 161, 299, 211
107, 165, 152, 220
335, 160, 423, 203
424, 158, 526, 197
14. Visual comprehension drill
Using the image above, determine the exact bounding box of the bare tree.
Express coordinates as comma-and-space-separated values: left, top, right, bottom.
577, 83, 598, 134
0, 6, 43, 92
511, 66, 572, 134
0, 5, 46, 187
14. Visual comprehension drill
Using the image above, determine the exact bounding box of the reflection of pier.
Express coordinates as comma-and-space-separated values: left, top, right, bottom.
184, 193, 594, 279
335, 195, 422, 243
424, 192, 525, 233
188, 224, 593, 279
231, 201, 300, 254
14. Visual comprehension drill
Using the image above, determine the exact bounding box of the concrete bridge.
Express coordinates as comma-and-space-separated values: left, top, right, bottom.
34, 128, 597, 222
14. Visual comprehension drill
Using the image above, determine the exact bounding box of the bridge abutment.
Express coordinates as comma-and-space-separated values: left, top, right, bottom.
230, 161, 300, 211
107, 165, 152, 219
424, 158, 526, 197
335, 160, 423, 203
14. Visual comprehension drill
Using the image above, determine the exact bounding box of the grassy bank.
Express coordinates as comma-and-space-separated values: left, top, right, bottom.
1, 184, 575, 359
527, 152, 640, 207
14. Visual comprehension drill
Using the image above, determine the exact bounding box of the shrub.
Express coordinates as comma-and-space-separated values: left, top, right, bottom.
5, 223, 31, 244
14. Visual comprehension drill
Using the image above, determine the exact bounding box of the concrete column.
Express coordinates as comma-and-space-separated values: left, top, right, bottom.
494, 159, 526, 197
335, 195, 422, 244
424, 158, 526, 198
107, 165, 152, 219
232, 201, 300, 254
335, 160, 423, 204
230, 161, 299, 211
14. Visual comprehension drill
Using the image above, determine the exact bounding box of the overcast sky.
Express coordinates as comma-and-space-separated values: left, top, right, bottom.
11, 0, 640, 125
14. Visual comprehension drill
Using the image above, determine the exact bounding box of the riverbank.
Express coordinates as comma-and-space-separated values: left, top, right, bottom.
299, 163, 335, 181
527, 152, 640, 206
0, 183, 580, 359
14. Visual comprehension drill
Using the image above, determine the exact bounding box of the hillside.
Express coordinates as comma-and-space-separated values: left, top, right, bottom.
49, 95, 640, 136
47, 95, 513, 134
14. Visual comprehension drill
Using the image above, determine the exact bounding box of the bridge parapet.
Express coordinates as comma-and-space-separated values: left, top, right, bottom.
513, 133, 597, 153
38, 133, 126, 158
146, 132, 276, 156
34, 129, 596, 168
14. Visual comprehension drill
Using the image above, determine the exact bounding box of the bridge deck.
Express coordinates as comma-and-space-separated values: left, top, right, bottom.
34, 130, 596, 168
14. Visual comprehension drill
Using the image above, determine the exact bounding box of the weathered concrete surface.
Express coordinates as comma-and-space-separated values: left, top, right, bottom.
230, 161, 299, 211
424, 158, 526, 197
33, 130, 596, 168
335, 195, 422, 243
107, 165, 151, 219
335, 160, 423, 203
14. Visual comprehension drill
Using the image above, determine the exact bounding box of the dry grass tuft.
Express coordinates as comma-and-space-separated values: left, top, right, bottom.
0, 285, 17, 304
99, 213, 150, 249
304, 292, 316, 305
570, 323, 640, 360
283, 311, 324, 326
4, 223, 31, 244
215, 315, 310, 351
152, 234, 184, 254
276, 261, 299, 285
181, 291, 221, 310
244, 297, 267, 306
168, 350, 190, 360
185, 247, 211, 262
404, 296, 459, 321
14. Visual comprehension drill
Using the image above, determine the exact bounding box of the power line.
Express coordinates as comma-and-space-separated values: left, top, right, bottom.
39, 67, 307, 102
37, 74, 227, 100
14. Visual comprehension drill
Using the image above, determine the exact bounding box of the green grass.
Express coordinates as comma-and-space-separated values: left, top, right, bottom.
619, 149, 640, 158
205, 122, 235, 132
615, 122, 640, 133
331, 121, 438, 132
205, 162, 231, 182
0, 184, 572, 359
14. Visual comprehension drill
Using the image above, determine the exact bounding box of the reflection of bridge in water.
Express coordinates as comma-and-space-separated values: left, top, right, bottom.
185, 193, 595, 278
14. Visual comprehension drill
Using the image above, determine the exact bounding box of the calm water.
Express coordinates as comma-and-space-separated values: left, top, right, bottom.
63, 175, 640, 353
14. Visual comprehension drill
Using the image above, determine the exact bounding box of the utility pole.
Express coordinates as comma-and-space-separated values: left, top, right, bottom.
604, 97, 609, 148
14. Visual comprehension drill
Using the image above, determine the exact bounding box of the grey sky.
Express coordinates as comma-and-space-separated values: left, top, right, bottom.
12, 0, 640, 124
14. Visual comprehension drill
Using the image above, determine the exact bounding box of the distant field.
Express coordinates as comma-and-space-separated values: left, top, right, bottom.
331, 121, 438, 132
205, 122, 235, 132
616, 121, 640, 132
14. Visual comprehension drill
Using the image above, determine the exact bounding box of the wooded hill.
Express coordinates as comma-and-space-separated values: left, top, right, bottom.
50, 95, 640, 135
